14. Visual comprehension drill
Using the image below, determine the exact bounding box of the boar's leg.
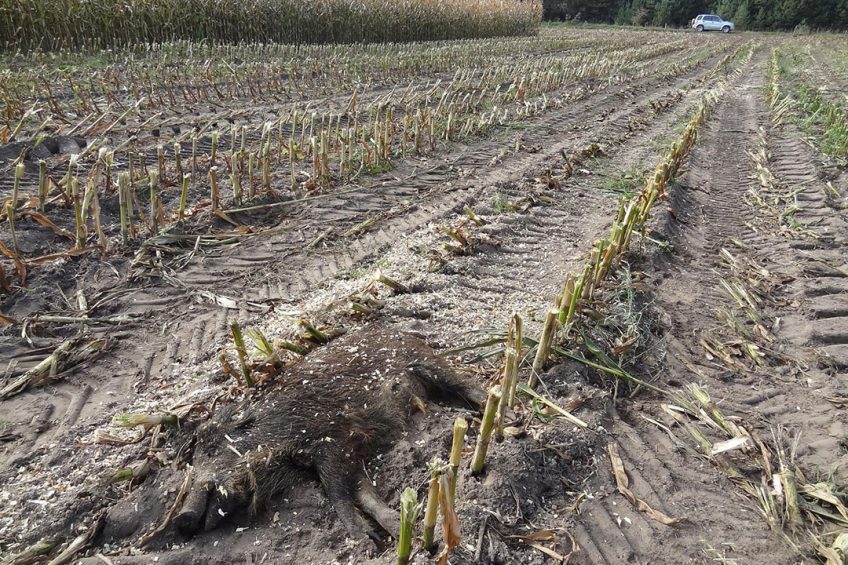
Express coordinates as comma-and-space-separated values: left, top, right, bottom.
202, 477, 249, 531
356, 478, 401, 538
174, 478, 214, 534
315, 448, 380, 541
201, 448, 302, 532
407, 362, 486, 408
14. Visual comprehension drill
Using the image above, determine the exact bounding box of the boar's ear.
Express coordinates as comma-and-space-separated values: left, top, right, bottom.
406, 362, 485, 409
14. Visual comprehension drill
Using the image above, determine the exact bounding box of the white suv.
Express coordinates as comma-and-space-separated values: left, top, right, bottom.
692, 14, 735, 33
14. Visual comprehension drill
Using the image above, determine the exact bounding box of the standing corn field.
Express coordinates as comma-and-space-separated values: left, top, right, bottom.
0, 0, 542, 51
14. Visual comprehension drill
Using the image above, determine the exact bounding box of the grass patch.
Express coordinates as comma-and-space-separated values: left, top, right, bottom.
598, 163, 645, 197
799, 85, 848, 158
493, 193, 518, 214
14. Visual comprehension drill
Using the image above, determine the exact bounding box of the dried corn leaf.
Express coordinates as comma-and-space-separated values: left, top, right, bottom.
518, 384, 587, 428
0, 240, 16, 260
817, 544, 843, 565
825, 396, 848, 408
0, 240, 27, 284
195, 290, 238, 309
45, 511, 105, 565
28, 247, 90, 264
711, 436, 750, 456
801, 500, 848, 527
213, 209, 240, 227
435, 473, 460, 565
608, 443, 680, 525
510, 529, 556, 542
24, 211, 75, 241
818, 533, 848, 565
438, 473, 460, 549
526, 541, 568, 562
800, 483, 848, 522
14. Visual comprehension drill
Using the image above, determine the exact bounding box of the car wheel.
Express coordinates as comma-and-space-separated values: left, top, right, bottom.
722, 25, 731, 33
696, 25, 704, 32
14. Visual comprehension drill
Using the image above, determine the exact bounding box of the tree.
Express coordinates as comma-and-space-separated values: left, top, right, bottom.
538, 0, 848, 29
615, 1, 634, 23
654, 0, 673, 25
630, 0, 656, 25
733, 0, 750, 28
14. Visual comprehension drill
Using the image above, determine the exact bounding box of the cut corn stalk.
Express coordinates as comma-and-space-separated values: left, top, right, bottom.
148, 171, 160, 234
463, 206, 486, 226
422, 460, 442, 553
448, 417, 467, 504
5, 202, 19, 257
112, 413, 178, 429
107, 459, 151, 485
0, 336, 109, 399
209, 167, 220, 213
297, 319, 330, 344
0, 539, 58, 565
118, 172, 129, 245
529, 309, 559, 388
507, 314, 523, 407
470, 385, 501, 475
496, 346, 517, 443
557, 272, 576, 324
373, 268, 407, 293
38, 159, 48, 211
178, 174, 190, 220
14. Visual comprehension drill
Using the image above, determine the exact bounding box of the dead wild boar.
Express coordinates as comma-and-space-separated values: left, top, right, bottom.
173, 326, 484, 544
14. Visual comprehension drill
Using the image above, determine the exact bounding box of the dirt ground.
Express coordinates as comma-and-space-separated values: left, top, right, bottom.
1, 28, 847, 565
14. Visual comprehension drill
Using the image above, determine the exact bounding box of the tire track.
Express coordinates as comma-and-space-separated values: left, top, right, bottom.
570, 46, 848, 565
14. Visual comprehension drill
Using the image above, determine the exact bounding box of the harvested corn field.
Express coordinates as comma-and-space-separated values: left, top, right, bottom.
1, 24, 848, 565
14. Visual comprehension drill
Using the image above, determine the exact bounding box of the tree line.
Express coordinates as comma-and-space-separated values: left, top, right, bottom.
542, 0, 848, 30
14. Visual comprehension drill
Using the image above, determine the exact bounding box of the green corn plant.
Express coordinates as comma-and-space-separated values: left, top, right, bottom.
230, 322, 255, 387
397, 487, 420, 565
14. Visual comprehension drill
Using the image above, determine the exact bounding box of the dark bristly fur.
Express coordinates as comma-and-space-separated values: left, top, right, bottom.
174, 326, 484, 541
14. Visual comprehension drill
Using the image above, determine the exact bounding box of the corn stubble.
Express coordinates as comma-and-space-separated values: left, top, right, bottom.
395, 78, 732, 534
